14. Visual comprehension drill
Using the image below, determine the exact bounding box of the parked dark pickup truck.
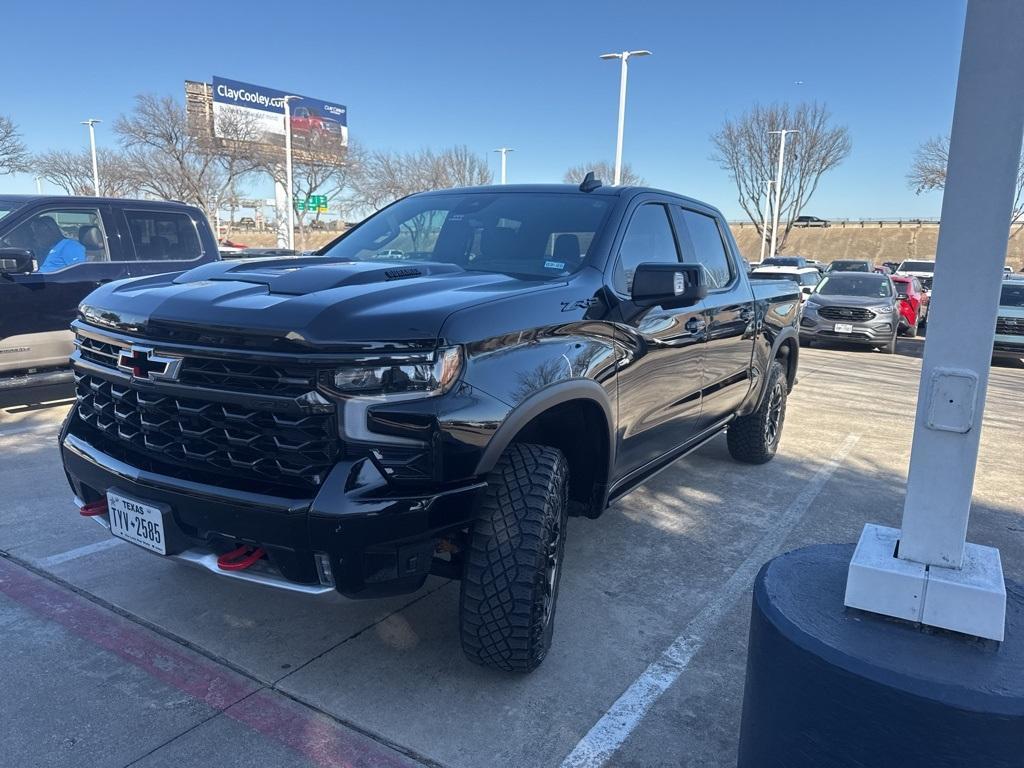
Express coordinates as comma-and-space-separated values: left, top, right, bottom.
0, 195, 218, 391
59, 181, 801, 672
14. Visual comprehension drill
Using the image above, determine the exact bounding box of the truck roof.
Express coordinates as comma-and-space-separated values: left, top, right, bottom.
409, 183, 726, 219
0, 194, 201, 211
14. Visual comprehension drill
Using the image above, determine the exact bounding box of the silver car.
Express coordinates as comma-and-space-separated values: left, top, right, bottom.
799, 272, 900, 353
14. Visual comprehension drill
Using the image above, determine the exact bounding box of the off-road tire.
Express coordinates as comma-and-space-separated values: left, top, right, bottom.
460, 443, 569, 673
727, 361, 787, 465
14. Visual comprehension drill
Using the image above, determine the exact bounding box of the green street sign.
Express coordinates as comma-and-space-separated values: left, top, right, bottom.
294, 195, 328, 213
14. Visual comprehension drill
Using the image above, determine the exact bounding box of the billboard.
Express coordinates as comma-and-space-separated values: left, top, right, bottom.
211, 76, 348, 155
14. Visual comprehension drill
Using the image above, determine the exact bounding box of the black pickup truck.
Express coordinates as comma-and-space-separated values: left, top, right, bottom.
59, 181, 801, 672
0, 195, 219, 392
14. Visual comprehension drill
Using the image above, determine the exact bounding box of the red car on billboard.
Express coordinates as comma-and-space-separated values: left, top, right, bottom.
891, 275, 930, 336
290, 106, 344, 142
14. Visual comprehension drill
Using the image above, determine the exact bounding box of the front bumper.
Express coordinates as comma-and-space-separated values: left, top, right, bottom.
992, 339, 1024, 360
799, 313, 894, 345
60, 420, 482, 599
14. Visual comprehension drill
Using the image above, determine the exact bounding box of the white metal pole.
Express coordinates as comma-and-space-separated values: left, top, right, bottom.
82, 119, 101, 195
898, 0, 1024, 569
35, 177, 42, 194
614, 54, 628, 186
768, 130, 794, 258
494, 148, 514, 184
759, 180, 773, 263
283, 97, 297, 251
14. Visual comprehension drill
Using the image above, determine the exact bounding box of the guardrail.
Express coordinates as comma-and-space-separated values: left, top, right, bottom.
730, 218, 941, 228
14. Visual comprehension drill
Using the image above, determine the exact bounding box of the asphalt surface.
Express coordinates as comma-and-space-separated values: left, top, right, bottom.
1, 338, 1022, 768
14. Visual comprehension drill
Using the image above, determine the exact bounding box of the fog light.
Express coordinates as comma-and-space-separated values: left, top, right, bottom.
314, 552, 336, 587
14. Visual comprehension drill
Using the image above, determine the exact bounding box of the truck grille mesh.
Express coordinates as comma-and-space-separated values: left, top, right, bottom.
818, 306, 876, 322
996, 317, 1024, 336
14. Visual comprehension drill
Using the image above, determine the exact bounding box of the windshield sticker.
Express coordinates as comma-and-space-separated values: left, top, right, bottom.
544, 260, 565, 270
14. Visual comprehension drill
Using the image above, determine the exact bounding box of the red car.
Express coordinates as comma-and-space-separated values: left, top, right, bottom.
891, 275, 930, 336
290, 106, 343, 141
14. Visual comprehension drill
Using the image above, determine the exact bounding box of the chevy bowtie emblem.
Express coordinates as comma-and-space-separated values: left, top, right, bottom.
117, 345, 183, 381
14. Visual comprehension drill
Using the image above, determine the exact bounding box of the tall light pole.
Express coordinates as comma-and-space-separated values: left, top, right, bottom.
493, 147, 514, 184
600, 49, 652, 186
759, 180, 774, 263
81, 119, 101, 195
767, 129, 798, 258
282, 96, 300, 251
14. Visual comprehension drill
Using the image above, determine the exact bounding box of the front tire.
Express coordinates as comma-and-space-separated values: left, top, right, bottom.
460, 443, 569, 673
727, 361, 788, 465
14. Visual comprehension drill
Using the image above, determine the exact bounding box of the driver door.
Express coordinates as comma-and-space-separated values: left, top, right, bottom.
0, 204, 124, 374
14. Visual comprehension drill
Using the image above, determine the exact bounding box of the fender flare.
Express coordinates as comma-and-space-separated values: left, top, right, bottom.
742, 326, 800, 417
473, 379, 616, 480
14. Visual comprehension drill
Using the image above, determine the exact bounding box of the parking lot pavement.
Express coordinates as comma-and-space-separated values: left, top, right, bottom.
1, 343, 1021, 768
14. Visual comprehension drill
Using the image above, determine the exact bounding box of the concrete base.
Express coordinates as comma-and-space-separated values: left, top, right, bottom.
845, 523, 1006, 641
738, 544, 1024, 768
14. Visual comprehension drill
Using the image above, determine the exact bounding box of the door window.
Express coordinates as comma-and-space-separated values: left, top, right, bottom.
1, 208, 108, 272
613, 203, 680, 294
124, 210, 203, 261
679, 209, 733, 289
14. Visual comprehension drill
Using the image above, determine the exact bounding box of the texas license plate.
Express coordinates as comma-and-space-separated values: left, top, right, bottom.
107, 490, 167, 554
834, 323, 854, 334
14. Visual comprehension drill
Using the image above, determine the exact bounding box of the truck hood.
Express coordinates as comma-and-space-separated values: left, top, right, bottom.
79, 257, 557, 351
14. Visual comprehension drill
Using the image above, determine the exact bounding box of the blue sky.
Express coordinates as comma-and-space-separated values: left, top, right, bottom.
4, 0, 966, 219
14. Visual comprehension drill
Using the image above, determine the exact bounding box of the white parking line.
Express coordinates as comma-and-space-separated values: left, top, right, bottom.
559, 433, 861, 768
39, 537, 124, 567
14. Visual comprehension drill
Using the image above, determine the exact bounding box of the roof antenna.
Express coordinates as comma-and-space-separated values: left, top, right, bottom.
579, 171, 602, 193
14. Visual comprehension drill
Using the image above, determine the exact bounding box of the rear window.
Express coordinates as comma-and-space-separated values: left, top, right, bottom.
899, 261, 935, 273
125, 210, 203, 261
1001, 282, 1024, 307
892, 280, 910, 297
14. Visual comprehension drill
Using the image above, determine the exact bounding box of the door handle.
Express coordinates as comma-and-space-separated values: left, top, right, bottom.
685, 316, 706, 335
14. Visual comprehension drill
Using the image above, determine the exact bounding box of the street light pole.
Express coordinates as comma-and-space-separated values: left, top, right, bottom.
493, 147, 514, 184
767, 129, 798, 258
600, 50, 652, 186
282, 96, 300, 251
81, 119, 101, 195
759, 180, 774, 263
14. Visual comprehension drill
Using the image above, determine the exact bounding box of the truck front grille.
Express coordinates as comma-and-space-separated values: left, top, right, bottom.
996, 317, 1024, 336
818, 306, 876, 322
76, 335, 319, 397
75, 373, 338, 491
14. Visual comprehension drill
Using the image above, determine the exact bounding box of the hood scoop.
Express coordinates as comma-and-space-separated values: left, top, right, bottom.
202, 259, 463, 296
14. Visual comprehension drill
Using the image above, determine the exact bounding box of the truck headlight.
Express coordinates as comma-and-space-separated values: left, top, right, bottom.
326, 346, 463, 398
872, 305, 893, 314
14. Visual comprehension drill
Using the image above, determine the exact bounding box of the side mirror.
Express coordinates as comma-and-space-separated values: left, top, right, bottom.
631, 262, 707, 308
0, 248, 36, 274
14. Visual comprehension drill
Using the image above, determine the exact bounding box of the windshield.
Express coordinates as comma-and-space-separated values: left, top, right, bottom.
827, 260, 869, 272
1001, 282, 1024, 307
320, 192, 613, 277
899, 260, 935, 272
751, 271, 800, 285
816, 274, 892, 298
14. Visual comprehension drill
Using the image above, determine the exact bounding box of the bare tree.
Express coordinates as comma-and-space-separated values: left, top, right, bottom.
563, 161, 645, 186
909, 134, 1024, 236
262, 142, 365, 247
33, 148, 139, 197
350, 145, 492, 212
114, 94, 264, 219
0, 116, 30, 176
711, 102, 851, 251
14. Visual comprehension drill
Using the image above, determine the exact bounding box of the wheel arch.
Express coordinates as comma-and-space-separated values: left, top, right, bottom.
473, 380, 615, 518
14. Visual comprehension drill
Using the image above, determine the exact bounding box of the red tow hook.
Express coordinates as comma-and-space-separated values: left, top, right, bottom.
217, 545, 266, 571
80, 499, 108, 517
